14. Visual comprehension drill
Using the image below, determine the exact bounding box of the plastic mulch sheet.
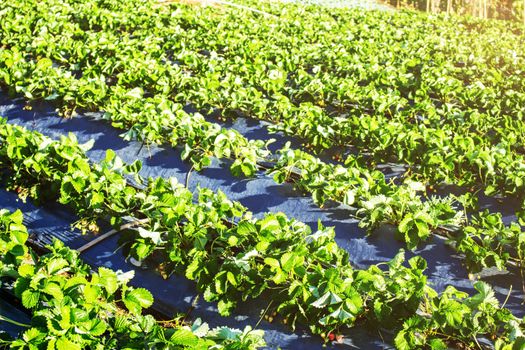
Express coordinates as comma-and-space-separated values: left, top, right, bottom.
0, 296, 31, 338
0, 91, 523, 349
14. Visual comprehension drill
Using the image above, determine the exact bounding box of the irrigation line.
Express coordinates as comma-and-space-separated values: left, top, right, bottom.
76, 217, 150, 253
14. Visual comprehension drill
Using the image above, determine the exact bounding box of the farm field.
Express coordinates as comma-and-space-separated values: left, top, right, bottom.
0, 0, 524, 349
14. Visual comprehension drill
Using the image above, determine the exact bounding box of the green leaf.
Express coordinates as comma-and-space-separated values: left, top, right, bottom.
226, 271, 237, 287
311, 292, 342, 308
217, 299, 235, 316
408, 256, 427, 271
22, 328, 44, 342
272, 270, 287, 285
280, 252, 295, 272
214, 327, 242, 340
21, 290, 40, 309
469, 281, 498, 307
36, 58, 53, 70
237, 221, 256, 235
125, 87, 144, 99
388, 250, 405, 269
18, 264, 34, 277
170, 329, 199, 346
328, 305, 354, 321
56, 337, 81, 350
398, 215, 413, 233
43, 282, 63, 300
88, 319, 107, 336
97, 267, 118, 295
83, 285, 99, 304
123, 288, 154, 314
10, 226, 28, 245
343, 189, 356, 206
428, 338, 448, 350
47, 258, 68, 275
190, 319, 210, 337
264, 257, 280, 269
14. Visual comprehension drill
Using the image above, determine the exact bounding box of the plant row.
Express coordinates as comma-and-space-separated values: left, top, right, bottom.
1, 47, 523, 276
0, 120, 524, 349
1, 0, 524, 185
3, 0, 522, 200
0, 208, 266, 349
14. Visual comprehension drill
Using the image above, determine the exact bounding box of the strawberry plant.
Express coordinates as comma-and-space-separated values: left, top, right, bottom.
1, 0, 525, 346
0, 121, 523, 349
1, 0, 525, 281
0, 209, 266, 349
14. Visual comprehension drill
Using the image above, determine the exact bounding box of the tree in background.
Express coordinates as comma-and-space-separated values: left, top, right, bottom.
390, 0, 525, 24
